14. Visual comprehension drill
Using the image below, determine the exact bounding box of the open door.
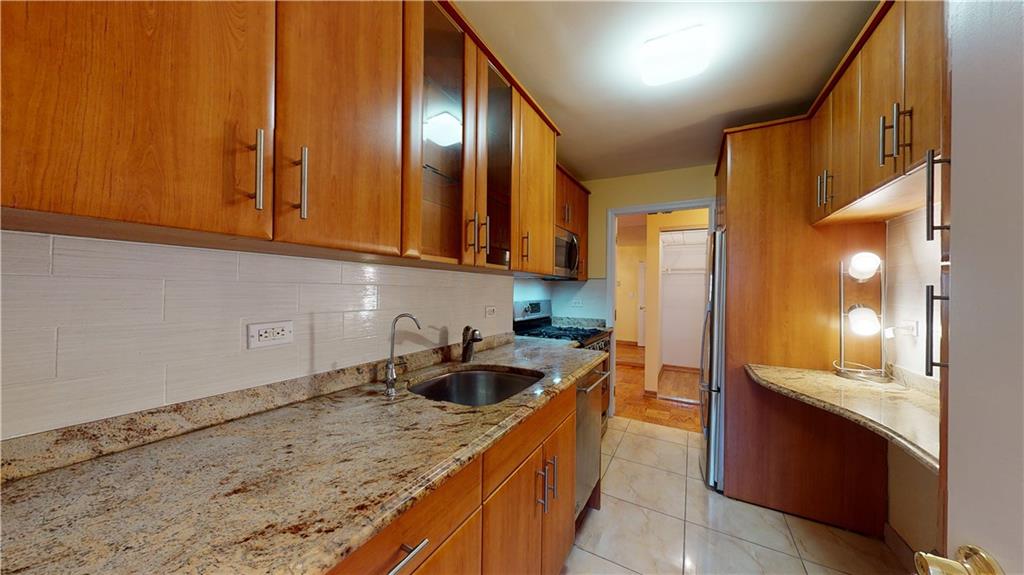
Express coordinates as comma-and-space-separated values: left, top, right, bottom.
636, 262, 646, 347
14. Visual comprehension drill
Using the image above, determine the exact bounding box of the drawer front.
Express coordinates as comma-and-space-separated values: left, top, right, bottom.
329, 457, 482, 574
482, 386, 575, 496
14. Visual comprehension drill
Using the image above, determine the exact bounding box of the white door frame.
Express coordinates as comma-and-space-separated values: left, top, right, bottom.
605, 197, 717, 417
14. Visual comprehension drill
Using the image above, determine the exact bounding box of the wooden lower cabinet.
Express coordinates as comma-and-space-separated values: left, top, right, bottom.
540, 413, 576, 575
482, 447, 545, 575
413, 510, 482, 575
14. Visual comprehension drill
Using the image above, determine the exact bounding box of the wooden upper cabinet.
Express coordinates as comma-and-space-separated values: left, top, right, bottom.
540, 413, 576, 575
482, 446, 544, 575
830, 58, 862, 213
1, 1, 274, 238
275, 2, 403, 254
516, 95, 556, 276
903, 0, 947, 169
809, 94, 832, 221
859, 2, 904, 194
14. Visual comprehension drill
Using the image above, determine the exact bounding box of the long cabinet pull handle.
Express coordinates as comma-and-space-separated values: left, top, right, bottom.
536, 466, 549, 513
254, 128, 265, 211
467, 211, 478, 250
878, 115, 887, 166
926, 149, 952, 242
386, 538, 430, 575
822, 169, 830, 207
816, 174, 822, 208
483, 215, 491, 255
296, 146, 309, 220
925, 284, 949, 377
522, 232, 530, 260
546, 455, 559, 499
892, 102, 901, 158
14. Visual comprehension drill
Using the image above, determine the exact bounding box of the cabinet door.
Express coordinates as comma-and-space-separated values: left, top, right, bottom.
541, 413, 576, 575
482, 446, 544, 575
555, 168, 572, 231
1, 1, 274, 238
831, 58, 862, 212
809, 94, 832, 222
859, 2, 904, 194
275, 2, 402, 254
478, 55, 514, 269
413, 509, 481, 575
517, 100, 556, 275
904, 0, 947, 169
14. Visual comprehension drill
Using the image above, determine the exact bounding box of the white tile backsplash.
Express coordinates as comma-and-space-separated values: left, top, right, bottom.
1, 231, 51, 275
0, 231, 513, 439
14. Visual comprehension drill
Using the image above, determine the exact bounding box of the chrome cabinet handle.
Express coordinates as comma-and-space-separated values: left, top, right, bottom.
878, 115, 889, 166
537, 466, 549, 513
892, 102, 901, 158
816, 174, 822, 208
546, 455, 559, 499
522, 232, 530, 260
294, 146, 309, 220
483, 215, 491, 255
467, 211, 479, 250
925, 284, 949, 377
254, 128, 265, 211
386, 538, 430, 575
822, 169, 831, 207
581, 371, 610, 394
925, 149, 951, 242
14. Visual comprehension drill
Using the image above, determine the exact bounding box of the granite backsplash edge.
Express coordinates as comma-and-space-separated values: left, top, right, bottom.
1, 332, 516, 483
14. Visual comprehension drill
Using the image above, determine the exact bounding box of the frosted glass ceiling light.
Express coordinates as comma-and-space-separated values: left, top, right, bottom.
848, 305, 882, 336
424, 112, 462, 147
640, 25, 712, 86
848, 251, 882, 282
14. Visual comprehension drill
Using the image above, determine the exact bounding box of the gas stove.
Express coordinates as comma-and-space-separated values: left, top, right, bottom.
513, 300, 610, 350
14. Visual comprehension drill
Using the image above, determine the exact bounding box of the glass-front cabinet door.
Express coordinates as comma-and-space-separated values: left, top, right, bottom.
420, 1, 468, 263
482, 61, 513, 269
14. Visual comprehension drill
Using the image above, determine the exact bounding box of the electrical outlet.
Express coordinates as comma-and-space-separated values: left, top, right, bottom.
247, 320, 294, 349
571, 297, 583, 308
484, 305, 496, 318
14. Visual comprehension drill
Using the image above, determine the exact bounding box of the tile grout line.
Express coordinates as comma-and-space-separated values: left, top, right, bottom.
571, 545, 642, 575
681, 516, 807, 561
608, 451, 692, 479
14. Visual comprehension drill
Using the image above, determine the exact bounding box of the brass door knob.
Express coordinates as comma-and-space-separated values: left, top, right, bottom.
915, 545, 1004, 575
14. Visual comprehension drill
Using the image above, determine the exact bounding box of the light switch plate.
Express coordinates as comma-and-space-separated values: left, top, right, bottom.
247, 320, 294, 349
484, 305, 497, 318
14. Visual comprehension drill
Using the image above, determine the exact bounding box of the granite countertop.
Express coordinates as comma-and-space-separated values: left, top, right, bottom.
745, 364, 940, 472
1, 339, 607, 575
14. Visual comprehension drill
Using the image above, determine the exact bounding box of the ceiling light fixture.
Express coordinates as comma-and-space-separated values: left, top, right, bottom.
423, 112, 462, 147
639, 24, 713, 86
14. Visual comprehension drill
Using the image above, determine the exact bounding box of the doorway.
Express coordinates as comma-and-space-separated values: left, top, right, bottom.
608, 202, 712, 430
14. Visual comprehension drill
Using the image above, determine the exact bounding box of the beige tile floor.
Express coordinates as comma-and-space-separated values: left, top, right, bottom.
567, 416, 906, 575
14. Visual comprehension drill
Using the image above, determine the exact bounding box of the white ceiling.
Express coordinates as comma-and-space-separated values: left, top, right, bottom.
457, 1, 876, 180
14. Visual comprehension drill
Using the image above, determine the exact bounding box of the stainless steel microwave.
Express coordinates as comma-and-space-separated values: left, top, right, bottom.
553, 227, 580, 278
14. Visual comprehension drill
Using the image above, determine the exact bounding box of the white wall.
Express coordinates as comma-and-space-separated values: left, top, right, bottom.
884, 207, 941, 376
947, 2, 1023, 570
0, 232, 513, 439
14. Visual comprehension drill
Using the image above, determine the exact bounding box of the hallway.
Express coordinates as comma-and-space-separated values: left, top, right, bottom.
615, 342, 700, 432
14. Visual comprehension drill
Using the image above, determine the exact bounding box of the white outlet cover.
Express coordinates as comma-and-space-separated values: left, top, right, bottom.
484, 305, 496, 318
247, 320, 294, 349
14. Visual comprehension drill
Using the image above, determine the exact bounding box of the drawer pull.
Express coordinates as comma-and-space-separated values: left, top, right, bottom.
536, 466, 549, 513
546, 455, 559, 499
926, 149, 951, 242
254, 128, 265, 211
387, 538, 429, 575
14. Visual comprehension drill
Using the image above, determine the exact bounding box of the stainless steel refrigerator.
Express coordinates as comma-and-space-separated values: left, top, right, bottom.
700, 228, 726, 491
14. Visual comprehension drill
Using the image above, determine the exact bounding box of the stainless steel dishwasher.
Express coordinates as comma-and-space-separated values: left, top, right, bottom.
575, 366, 610, 518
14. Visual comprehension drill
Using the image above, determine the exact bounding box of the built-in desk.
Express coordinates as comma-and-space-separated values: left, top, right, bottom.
745, 364, 940, 473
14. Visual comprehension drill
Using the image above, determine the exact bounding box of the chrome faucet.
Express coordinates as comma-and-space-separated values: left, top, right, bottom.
385, 313, 421, 398
462, 325, 483, 362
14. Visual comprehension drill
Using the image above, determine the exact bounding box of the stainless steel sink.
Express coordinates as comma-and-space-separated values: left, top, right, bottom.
408, 368, 544, 406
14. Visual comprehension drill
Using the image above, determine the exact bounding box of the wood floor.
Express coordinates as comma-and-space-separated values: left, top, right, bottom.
614, 341, 700, 432
659, 367, 700, 402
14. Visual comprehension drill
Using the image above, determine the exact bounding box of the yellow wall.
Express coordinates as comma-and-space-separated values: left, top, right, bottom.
584, 164, 716, 279
644, 209, 709, 392
613, 225, 646, 342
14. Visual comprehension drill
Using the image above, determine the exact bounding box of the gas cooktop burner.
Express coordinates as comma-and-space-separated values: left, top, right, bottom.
519, 326, 604, 344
